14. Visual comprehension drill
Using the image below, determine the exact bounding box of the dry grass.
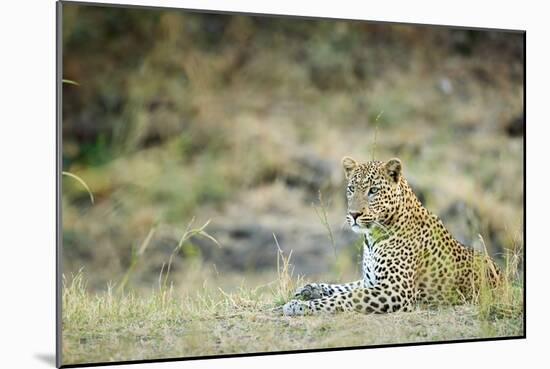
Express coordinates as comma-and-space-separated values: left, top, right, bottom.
62, 280, 523, 366
62, 236, 524, 366
313, 191, 337, 259
473, 235, 523, 321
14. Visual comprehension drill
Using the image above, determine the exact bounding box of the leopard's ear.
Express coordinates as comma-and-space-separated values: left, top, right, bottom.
384, 158, 402, 183
342, 156, 358, 179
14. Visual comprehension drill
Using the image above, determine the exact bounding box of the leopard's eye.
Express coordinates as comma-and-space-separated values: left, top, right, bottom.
368, 187, 379, 195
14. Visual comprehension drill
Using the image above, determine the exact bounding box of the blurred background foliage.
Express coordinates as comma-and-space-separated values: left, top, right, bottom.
62, 3, 524, 292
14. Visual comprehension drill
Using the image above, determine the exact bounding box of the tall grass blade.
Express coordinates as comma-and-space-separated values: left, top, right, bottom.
62, 79, 80, 86
62, 171, 95, 204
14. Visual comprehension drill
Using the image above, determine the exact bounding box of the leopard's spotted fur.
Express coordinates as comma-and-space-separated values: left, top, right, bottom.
283, 157, 500, 316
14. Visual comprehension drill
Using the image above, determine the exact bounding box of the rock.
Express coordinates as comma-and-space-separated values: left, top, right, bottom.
281, 150, 341, 201
440, 200, 503, 258
438, 77, 454, 95
188, 221, 358, 275
440, 200, 482, 247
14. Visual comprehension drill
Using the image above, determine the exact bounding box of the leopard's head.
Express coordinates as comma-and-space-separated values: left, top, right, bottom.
342, 156, 404, 234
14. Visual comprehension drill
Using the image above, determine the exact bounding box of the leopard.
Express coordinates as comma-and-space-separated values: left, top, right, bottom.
282, 156, 501, 316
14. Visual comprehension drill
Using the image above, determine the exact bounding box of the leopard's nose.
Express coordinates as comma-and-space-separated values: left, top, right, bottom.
349, 212, 363, 221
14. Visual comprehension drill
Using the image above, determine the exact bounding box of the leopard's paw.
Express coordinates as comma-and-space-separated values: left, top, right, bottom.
294, 283, 323, 300
282, 300, 311, 316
